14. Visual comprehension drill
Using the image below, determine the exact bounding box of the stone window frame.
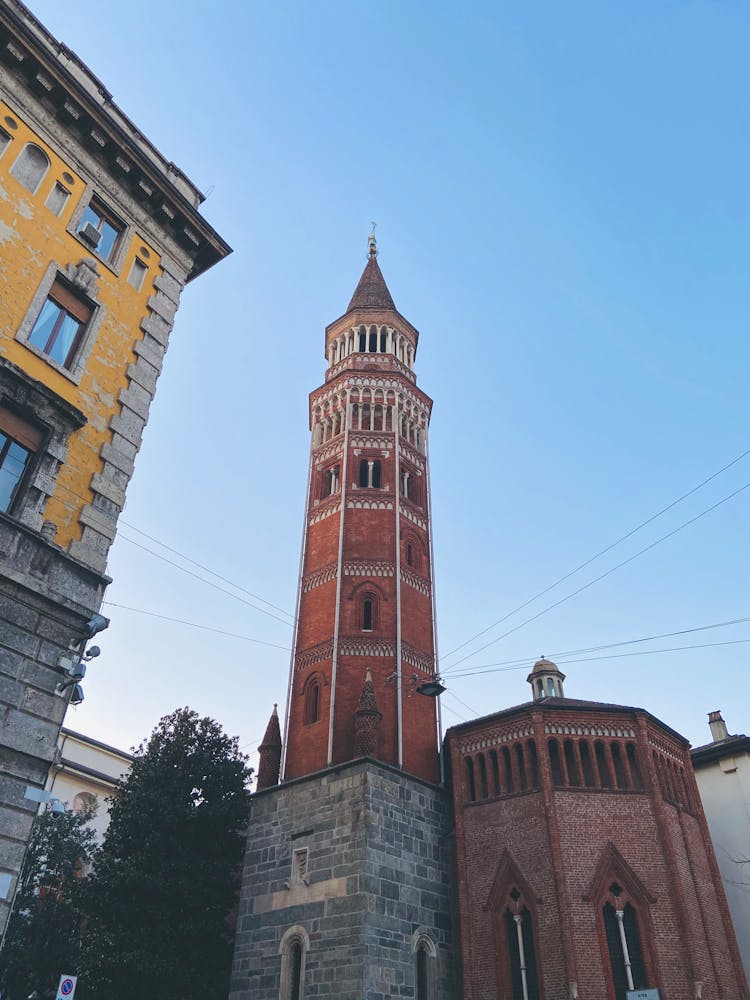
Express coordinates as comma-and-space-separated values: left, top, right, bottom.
67, 184, 132, 276
411, 928, 438, 1000
16, 260, 105, 385
9, 141, 50, 194
278, 924, 310, 1000
0, 357, 86, 533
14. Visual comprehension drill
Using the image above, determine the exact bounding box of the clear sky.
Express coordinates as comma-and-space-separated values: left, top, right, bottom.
30, 0, 749, 771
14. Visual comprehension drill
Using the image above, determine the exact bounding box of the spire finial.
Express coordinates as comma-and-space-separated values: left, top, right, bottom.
368, 222, 377, 257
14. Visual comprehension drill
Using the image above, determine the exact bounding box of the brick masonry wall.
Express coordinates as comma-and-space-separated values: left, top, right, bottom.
230, 759, 455, 1000
448, 703, 749, 1000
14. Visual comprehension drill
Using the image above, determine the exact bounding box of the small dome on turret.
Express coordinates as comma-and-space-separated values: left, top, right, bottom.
527, 657, 566, 700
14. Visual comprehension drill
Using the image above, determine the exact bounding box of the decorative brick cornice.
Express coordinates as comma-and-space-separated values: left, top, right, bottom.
460, 724, 534, 755
400, 505, 427, 529
308, 500, 341, 525
347, 498, 394, 512
401, 643, 434, 674
295, 639, 334, 671
340, 637, 396, 658
350, 435, 392, 451
545, 722, 636, 740
301, 562, 338, 593
344, 560, 394, 578
400, 568, 431, 595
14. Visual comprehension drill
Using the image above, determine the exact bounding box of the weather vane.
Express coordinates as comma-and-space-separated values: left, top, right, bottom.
368, 222, 377, 257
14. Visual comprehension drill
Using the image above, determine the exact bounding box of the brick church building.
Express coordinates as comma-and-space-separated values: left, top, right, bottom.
229, 241, 747, 1000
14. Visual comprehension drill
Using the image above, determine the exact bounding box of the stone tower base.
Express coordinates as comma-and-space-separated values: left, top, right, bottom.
229, 758, 455, 1000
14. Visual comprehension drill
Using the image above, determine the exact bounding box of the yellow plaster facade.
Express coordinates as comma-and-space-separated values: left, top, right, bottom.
0, 98, 160, 549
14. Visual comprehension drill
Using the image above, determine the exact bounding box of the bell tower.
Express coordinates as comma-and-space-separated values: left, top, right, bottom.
281, 233, 440, 783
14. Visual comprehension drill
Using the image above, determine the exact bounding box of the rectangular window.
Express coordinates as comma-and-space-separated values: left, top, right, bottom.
45, 181, 70, 217
77, 196, 124, 262
27, 279, 92, 369
127, 257, 148, 291
0, 407, 42, 513
0, 127, 10, 157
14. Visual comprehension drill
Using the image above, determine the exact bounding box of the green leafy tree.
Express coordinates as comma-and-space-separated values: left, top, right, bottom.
79, 708, 251, 1000
0, 803, 97, 1000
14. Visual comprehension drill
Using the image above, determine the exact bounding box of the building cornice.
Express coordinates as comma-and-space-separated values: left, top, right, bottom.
0, 0, 232, 279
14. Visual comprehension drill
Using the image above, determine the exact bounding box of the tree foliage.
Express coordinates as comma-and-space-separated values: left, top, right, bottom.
0, 804, 97, 999
78, 708, 251, 1000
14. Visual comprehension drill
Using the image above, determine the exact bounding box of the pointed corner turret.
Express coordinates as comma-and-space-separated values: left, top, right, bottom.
353, 669, 383, 759
256, 703, 282, 790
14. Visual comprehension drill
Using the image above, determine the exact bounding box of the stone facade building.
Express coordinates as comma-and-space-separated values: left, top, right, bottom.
230, 250, 748, 1000
0, 0, 229, 936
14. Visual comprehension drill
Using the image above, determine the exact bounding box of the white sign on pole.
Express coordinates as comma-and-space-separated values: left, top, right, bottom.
626, 990, 661, 1000
55, 974, 77, 1000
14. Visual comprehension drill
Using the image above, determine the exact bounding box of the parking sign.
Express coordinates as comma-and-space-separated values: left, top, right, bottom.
55, 974, 77, 1000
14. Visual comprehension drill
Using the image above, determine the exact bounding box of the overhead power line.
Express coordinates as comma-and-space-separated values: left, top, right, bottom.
442, 615, 750, 677
448, 637, 750, 682
101, 601, 291, 651
118, 534, 294, 629
442, 480, 750, 671
118, 519, 294, 620
441, 446, 750, 664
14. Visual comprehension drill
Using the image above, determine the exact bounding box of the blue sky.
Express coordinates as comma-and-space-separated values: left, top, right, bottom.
31, 0, 749, 767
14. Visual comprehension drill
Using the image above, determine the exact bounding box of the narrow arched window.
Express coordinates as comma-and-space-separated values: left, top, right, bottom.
465, 757, 476, 802
371, 460, 381, 488
549, 739, 564, 786
304, 679, 320, 725
369, 328, 377, 352
527, 740, 540, 789
359, 329, 366, 351
502, 746, 514, 793
490, 749, 501, 794
359, 459, 369, 487
416, 945, 429, 1000
564, 740, 581, 786
611, 743, 629, 789
406, 543, 414, 567
10, 142, 49, 193
477, 753, 488, 798
580, 740, 596, 787
362, 598, 373, 631
626, 743, 642, 789
595, 741, 612, 787
515, 743, 527, 790
279, 926, 309, 1000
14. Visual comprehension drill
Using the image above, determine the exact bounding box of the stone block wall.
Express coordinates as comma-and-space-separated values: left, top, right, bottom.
230, 758, 455, 1000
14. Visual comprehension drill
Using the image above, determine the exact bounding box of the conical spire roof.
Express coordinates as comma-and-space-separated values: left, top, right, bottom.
355, 669, 381, 716
259, 703, 281, 749
347, 254, 396, 312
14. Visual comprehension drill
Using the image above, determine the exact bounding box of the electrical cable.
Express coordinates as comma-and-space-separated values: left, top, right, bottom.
441, 446, 750, 664
441, 480, 750, 671
117, 534, 294, 628
447, 637, 750, 682
101, 601, 291, 650
118, 519, 294, 620
442, 615, 750, 676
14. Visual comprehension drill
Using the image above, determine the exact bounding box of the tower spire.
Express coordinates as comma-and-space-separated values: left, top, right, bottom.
256, 703, 282, 790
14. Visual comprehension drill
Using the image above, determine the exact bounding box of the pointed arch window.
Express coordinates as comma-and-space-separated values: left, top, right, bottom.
603, 895, 648, 1000
359, 590, 378, 631
504, 899, 540, 1000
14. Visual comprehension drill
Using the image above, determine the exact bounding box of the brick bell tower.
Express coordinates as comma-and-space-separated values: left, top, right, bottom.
232, 240, 455, 1000
281, 231, 440, 784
